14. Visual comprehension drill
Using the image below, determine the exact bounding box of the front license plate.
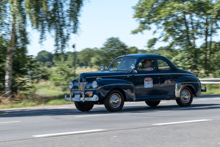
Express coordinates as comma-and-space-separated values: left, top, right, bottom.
74, 95, 80, 101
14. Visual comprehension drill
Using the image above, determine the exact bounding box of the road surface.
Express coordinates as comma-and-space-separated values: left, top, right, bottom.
1, 95, 220, 147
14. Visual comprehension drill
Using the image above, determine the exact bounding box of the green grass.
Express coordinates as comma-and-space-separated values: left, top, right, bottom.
202, 84, 220, 94
0, 99, 73, 109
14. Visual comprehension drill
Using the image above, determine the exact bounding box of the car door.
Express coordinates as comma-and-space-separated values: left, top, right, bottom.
157, 59, 175, 97
132, 58, 161, 100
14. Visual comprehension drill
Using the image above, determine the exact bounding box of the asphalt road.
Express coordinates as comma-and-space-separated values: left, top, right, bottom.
1, 95, 220, 147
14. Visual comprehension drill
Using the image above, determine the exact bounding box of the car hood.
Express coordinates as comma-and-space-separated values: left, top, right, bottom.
78, 71, 130, 82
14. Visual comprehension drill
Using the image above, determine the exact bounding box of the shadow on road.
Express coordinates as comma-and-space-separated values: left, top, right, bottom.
1, 103, 220, 118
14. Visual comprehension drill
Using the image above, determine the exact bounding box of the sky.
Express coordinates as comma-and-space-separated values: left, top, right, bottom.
27, 0, 220, 56
27, 0, 167, 56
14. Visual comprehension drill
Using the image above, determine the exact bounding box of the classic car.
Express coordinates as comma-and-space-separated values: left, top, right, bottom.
65, 54, 206, 112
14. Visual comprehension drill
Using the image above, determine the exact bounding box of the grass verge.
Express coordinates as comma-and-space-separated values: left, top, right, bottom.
0, 99, 73, 109
202, 84, 220, 94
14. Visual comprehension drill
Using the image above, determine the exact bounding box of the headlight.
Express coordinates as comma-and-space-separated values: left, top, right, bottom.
92, 81, 98, 89
69, 82, 73, 89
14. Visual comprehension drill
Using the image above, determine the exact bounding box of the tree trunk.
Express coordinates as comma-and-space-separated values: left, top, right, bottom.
4, 16, 15, 97
204, 17, 208, 76
183, 12, 191, 46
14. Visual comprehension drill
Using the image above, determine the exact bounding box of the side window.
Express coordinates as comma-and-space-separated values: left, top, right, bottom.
138, 59, 155, 71
158, 59, 171, 70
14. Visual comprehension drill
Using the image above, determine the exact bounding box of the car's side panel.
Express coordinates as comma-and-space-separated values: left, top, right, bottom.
131, 73, 161, 100
159, 74, 175, 96
96, 78, 136, 101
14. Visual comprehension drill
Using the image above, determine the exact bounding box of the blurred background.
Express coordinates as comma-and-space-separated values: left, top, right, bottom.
0, 0, 219, 108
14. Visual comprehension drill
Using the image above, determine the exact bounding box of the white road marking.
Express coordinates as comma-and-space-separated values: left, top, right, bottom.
33, 129, 106, 138
153, 119, 212, 126
0, 121, 21, 124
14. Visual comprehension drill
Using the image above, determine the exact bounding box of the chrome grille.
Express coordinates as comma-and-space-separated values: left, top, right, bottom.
78, 82, 87, 91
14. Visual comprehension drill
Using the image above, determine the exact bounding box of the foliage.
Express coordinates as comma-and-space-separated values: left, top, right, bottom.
35, 50, 53, 64
1, 0, 84, 96
92, 37, 128, 67
78, 48, 97, 68
133, 0, 220, 76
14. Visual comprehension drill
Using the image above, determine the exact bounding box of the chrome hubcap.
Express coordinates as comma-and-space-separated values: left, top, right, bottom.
181, 89, 191, 103
110, 93, 121, 108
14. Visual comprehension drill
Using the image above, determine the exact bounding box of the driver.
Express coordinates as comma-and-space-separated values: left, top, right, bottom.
144, 60, 154, 71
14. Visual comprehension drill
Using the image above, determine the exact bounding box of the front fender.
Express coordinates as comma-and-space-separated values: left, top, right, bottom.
96, 79, 135, 101
175, 76, 201, 98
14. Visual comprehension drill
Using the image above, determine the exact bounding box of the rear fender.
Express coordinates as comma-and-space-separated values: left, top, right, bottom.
175, 76, 201, 98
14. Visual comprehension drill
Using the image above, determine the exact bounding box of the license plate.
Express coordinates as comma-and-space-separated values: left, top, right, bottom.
74, 95, 80, 101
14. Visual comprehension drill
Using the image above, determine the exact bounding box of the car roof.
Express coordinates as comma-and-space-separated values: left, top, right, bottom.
117, 54, 164, 59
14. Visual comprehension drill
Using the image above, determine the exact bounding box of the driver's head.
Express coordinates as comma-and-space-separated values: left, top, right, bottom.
145, 60, 152, 67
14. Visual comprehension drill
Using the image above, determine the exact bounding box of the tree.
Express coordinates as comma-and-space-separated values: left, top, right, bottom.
78, 48, 97, 68
133, 0, 220, 76
1, 0, 83, 96
93, 37, 128, 67
35, 50, 53, 64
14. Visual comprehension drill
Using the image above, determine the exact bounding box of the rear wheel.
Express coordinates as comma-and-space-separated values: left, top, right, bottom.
104, 90, 124, 112
176, 87, 193, 107
145, 100, 160, 107
75, 102, 94, 112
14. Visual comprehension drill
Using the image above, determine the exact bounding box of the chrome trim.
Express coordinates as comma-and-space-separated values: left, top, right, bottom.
201, 87, 207, 92
180, 89, 191, 103
133, 73, 194, 76
110, 93, 122, 108
97, 83, 133, 89
180, 82, 200, 83
86, 75, 130, 78
175, 83, 184, 98
86, 73, 194, 78
72, 89, 95, 91
78, 82, 87, 91
65, 94, 99, 102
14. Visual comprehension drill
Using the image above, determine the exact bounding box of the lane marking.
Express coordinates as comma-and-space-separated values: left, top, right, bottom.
153, 119, 212, 126
75, 114, 113, 118
172, 105, 220, 110
33, 129, 106, 138
0, 121, 21, 124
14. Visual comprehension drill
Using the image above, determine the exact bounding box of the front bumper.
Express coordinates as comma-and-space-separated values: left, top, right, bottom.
65, 94, 99, 102
201, 87, 207, 92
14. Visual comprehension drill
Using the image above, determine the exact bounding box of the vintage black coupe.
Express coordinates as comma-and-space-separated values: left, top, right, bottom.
65, 54, 206, 112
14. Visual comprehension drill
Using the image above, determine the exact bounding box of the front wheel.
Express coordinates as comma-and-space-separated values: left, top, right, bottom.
176, 87, 193, 107
104, 90, 124, 112
145, 100, 160, 107
75, 102, 94, 112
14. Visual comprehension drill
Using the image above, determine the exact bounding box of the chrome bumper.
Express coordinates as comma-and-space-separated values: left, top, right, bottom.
201, 87, 207, 92
65, 94, 99, 102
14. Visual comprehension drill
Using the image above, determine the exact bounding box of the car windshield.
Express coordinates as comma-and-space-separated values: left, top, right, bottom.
108, 58, 136, 71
